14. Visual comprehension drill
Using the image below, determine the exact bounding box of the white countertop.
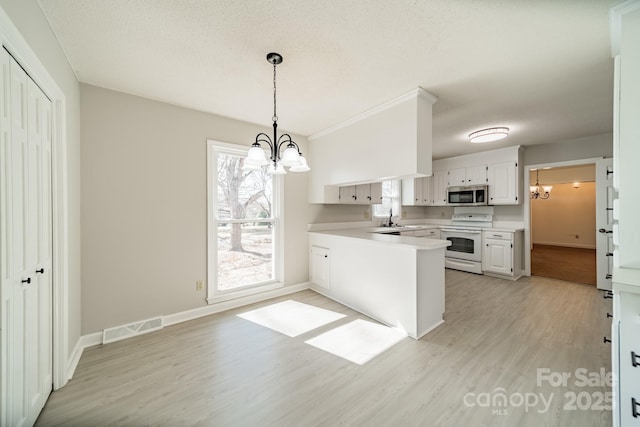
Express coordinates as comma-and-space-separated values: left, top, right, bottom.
308, 227, 451, 250
308, 220, 525, 234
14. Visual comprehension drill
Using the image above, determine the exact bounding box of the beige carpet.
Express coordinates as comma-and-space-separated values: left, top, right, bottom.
531, 244, 596, 285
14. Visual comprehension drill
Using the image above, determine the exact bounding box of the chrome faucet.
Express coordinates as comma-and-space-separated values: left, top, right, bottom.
387, 208, 394, 227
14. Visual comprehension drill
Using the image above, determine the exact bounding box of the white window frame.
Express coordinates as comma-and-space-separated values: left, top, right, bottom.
372, 180, 401, 219
206, 140, 284, 304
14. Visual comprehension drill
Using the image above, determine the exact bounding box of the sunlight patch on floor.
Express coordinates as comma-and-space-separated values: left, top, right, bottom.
305, 319, 407, 365
237, 300, 346, 337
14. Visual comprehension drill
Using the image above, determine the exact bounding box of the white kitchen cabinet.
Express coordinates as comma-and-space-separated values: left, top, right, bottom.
310, 245, 330, 290
610, 3, 640, 424
487, 161, 519, 205
432, 170, 449, 206
401, 177, 432, 206
369, 182, 383, 204
338, 183, 382, 204
308, 230, 447, 339
448, 165, 487, 186
339, 185, 357, 203
482, 230, 523, 279
612, 286, 640, 427
448, 168, 466, 187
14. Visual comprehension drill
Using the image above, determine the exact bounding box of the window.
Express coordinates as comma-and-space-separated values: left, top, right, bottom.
373, 180, 401, 218
207, 141, 283, 302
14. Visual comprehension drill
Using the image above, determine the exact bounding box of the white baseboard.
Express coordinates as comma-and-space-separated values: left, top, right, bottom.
164, 282, 310, 326
65, 332, 101, 381
65, 282, 311, 380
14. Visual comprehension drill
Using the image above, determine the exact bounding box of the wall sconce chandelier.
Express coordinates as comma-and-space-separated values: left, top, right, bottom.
243, 52, 310, 174
530, 169, 552, 199
469, 127, 509, 143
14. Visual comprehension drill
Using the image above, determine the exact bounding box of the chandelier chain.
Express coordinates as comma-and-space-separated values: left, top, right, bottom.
272, 61, 278, 123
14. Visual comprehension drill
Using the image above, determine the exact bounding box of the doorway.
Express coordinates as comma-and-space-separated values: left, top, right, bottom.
524, 158, 610, 287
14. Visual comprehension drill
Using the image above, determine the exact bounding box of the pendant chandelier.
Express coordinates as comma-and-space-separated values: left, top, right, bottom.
243, 52, 310, 174
530, 169, 552, 199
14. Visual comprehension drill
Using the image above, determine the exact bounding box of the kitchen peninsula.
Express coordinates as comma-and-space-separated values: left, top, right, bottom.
308, 226, 450, 339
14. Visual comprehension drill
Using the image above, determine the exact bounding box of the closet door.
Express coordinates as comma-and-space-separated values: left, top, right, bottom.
0, 49, 52, 427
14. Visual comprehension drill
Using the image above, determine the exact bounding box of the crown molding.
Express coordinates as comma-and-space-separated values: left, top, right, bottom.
309, 87, 437, 141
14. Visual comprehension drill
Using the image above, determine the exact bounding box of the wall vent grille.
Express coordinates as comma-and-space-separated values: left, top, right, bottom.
102, 317, 163, 344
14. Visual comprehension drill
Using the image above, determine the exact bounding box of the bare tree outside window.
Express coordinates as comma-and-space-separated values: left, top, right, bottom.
215, 152, 275, 290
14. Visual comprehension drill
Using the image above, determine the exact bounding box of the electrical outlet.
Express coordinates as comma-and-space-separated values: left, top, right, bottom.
196, 280, 203, 291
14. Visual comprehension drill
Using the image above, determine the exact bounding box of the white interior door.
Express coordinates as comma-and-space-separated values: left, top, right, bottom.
1, 49, 52, 427
595, 158, 615, 290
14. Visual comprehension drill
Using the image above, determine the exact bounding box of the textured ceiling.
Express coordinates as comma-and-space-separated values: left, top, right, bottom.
37, 0, 618, 159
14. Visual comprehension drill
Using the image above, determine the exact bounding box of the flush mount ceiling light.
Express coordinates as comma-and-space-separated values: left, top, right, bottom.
243, 52, 310, 174
469, 127, 509, 143
530, 169, 552, 199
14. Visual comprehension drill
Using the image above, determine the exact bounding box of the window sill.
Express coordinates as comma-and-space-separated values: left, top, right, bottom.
206, 281, 284, 305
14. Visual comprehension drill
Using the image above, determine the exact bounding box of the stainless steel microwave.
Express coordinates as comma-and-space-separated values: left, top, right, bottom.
446, 185, 488, 206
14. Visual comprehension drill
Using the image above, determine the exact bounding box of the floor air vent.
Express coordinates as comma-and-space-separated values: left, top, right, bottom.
102, 317, 163, 344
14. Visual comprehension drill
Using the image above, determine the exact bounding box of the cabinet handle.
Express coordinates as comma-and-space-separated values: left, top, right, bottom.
367, 196, 371, 200
606, 274, 613, 280
598, 228, 612, 234
21, 277, 31, 284
606, 252, 613, 257
36, 268, 44, 274
633, 351, 640, 368
607, 312, 613, 318
324, 255, 328, 258
633, 397, 640, 418
603, 336, 611, 344
604, 291, 613, 299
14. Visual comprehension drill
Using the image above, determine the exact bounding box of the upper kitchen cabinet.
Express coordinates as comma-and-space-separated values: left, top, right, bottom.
487, 161, 518, 205
338, 183, 383, 204
448, 165, 487, 186
431, 146, 523, 206
402, 176, 432, 206
431, 170, 449, 206
308, 88, 437, 203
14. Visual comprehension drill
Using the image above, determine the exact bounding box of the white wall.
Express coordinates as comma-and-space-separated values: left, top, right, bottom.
80, 84, 312, 334
523, 133, 613, 165
0, 0, 82, 356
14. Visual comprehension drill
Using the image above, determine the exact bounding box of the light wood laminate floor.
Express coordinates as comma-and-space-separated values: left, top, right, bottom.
36, 270, 612, 427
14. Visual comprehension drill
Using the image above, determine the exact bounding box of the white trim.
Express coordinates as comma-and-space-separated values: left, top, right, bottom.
0, 4, 70, 395
523, 157, 602, 277
165, 282, 310, 326
308, 87, 437, 141
610, 0, 640, 56
64, 282, 311, 380
206, 139, 284, 302
206, 281, 284, 304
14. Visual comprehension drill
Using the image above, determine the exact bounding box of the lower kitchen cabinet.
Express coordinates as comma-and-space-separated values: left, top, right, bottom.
481, 230, 522, 279
612, 284, 640, 426
310, 245, 330, 290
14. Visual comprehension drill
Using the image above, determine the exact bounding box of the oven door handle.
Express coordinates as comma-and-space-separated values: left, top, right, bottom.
441, 228, 482, 234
